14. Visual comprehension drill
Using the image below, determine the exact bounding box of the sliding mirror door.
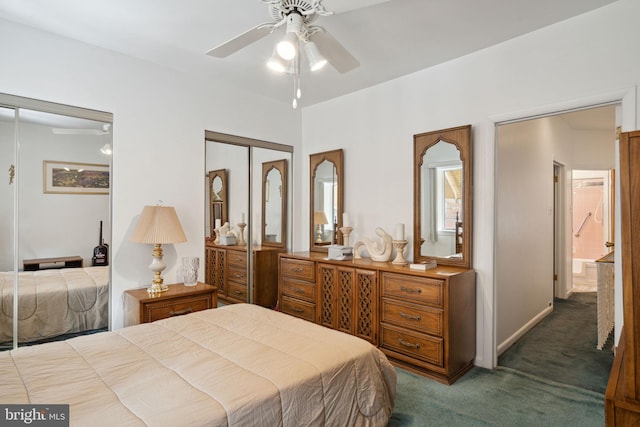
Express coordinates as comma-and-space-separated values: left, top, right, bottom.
0, 96, 112, 350
205, 132, 292, 308
0, 106, 16, 349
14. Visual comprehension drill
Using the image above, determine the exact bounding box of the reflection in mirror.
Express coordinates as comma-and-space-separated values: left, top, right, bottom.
262, 159, 287, 248
310, 149, 343, 252
419, 141, 462, 258
207, 169, 227, 237
414, 125, 472, 268
0, 101, 112, 349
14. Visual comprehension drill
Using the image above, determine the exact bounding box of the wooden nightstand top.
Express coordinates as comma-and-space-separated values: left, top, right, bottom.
124, 282, 218, 326
124, 282, 216, 303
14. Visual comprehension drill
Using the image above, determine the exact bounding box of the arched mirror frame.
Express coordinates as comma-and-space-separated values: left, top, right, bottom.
310, 149, 344, 253
413, 125, 472, 269
261, 159, 287, 248
208, 169, 228, 238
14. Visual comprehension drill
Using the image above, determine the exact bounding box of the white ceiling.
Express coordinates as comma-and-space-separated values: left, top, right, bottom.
0, 0, 618, 109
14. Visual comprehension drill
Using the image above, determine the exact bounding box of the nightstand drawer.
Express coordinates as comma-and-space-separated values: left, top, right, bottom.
382, 272, 443, 307
280, 258, 315, 282
143, 295, 213, 323
281, 277, 316, 302
380, 324, 443, 367
381, 298, 443, 336
280, 295, 315, 322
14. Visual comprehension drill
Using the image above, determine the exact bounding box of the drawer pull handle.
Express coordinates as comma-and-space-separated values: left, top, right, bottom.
169, 307, 193, 317
290, 267, 304, 273
399, 312, 422, 321
399, 338, 420, 349
233, 290, 243, 295
400, 286, 422, 294
233, 273, 244, 278
233, 257, 243, 262
293, 287, 305, 294
291, 307, 304, 313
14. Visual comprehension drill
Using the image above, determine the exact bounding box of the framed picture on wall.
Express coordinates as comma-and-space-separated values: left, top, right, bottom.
43, 160, 110, 194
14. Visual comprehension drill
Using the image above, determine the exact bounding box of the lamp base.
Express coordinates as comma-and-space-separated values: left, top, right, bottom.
147, 283, 169, 295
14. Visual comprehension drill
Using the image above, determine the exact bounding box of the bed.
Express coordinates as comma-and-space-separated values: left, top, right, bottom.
0, 266, 109, 344
0, 303, 396, 426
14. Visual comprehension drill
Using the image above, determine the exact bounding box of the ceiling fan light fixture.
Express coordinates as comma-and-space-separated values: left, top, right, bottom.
267, 48, 288, 72
304, 41, 327, 71
277, 31, 298, 60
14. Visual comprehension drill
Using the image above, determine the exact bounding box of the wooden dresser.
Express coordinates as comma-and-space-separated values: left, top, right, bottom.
124, 282, 217, 326
279, 252, 476, 384
206, 240, 283, 308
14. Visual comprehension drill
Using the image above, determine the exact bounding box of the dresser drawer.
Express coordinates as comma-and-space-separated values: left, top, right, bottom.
280, 258, 315, 282
280, 295, 315, 322
144, 295, 213, 323
227, 281, 247, 302
227, 250, 247, 268
381, 324, 443, 367
382, 272, 443, 307
227, 265, 248, 285
381, 298, 443, 336
281, 277, 316, 302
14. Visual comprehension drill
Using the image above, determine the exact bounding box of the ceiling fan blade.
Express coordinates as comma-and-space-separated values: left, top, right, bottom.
52, 128, 106, 135
206, 23, 275, 58
312, 30, 359, 73
322, 0, 392, 14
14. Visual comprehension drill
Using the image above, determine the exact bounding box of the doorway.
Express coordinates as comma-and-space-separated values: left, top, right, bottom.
495, 103, 616, 391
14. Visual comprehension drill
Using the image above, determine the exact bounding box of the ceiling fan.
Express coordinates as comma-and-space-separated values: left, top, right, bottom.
52, 123, 111, 136
206, 0, 360, 107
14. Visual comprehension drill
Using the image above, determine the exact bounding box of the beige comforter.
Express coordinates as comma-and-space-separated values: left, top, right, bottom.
0, 304, 396, 426
0, 267, 109, 343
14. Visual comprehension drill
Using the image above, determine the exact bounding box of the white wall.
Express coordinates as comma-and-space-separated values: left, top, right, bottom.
300, 0, 639, 368
0, 17, 301, 329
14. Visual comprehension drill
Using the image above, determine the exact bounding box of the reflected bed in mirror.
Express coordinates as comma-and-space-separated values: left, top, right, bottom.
414, 125, 472, 268
262, 159, 287, 248
310, 149, 343, 252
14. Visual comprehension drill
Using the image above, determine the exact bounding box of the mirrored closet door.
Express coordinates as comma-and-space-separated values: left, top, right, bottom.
205, 132, 292, 308
0, 94, 112, 350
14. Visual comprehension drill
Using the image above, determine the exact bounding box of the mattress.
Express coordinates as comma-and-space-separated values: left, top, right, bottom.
0, 303, 396, 426
0, 266, 109, 343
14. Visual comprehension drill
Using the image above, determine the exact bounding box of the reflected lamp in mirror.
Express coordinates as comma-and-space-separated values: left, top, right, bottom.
129, 205, 187, 294
314, 211, 329, 243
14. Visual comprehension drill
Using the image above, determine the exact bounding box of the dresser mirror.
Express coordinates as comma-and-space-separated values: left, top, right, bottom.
207, 169, 228, 238
310, 149, 343, 252
261, 159, 287, 248
414, 125, 472, 268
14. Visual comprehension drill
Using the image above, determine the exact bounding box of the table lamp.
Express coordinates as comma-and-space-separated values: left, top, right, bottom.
314, 211, 328, 243
129, 205, 187, 294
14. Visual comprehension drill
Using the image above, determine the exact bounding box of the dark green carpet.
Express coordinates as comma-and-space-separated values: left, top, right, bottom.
390, 292, 610, 425
498, 292, 613, 394
390, 366, 604, 426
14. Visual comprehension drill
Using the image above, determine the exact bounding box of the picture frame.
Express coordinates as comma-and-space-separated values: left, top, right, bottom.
43, 160, 110, 195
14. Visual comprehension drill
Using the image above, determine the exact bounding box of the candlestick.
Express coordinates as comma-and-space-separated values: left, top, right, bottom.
343, 213, 351, 228
395, 223, 405, 241
237, 222, 246, 246
392, 239, 408, 265
340, 226, 353, 247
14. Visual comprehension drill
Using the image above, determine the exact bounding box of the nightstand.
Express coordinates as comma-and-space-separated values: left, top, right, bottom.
123, 282, 217, 326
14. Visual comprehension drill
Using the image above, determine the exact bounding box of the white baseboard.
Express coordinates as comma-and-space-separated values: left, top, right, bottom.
497, 305, 554, 356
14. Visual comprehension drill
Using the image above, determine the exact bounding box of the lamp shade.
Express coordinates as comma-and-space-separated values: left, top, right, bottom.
314, 211, 329, 225
129, 205, 187, 244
